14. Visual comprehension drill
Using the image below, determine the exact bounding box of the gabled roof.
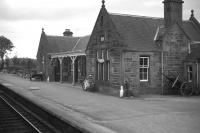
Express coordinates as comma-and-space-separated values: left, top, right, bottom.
108, 12, 200, 51
36, 29, 90, 58
109, 13, 164, 51
45, 34, 91, 57
46, 35, 80, 53
183, 20, 200, 42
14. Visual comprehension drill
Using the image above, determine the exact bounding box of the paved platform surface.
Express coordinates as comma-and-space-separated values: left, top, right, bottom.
0, 73, 200, 133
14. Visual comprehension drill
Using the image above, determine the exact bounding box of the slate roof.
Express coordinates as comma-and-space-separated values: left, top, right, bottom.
183, 21, 200, 42
46, 35, 80, 53
45, 35, 90, 55
72, 35, 90, 52
109, 13, 164, 51
109, 13, 200, 51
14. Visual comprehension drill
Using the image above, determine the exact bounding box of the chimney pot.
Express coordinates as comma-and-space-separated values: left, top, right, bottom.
63, 29, 73, 37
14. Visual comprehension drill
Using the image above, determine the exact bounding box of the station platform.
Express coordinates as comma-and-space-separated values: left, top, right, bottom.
0, 73, 200, 133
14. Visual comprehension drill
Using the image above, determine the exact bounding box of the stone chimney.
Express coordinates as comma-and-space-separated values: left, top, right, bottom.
63, 29, 73, 37
163, 0, 184, 28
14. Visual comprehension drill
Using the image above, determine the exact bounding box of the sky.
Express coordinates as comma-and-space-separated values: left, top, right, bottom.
0, 0, 200, 59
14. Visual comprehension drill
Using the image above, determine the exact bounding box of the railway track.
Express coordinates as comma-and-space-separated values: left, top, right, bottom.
0, 93, 56, 133
0, 84, 86, 133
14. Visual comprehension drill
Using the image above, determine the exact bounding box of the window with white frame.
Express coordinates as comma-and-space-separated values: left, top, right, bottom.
139, 56, 149, 81
187, 65, 193, 82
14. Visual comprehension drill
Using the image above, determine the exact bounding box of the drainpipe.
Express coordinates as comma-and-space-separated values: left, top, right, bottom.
161, 51, 164, 95
196, 60, 199, 89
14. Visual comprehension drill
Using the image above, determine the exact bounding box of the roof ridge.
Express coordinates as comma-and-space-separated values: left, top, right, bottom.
109, 12, 163, 20
46, 35, 80, 38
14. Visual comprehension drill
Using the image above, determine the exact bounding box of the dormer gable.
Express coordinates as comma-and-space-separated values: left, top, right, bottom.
87, 1, 123, 50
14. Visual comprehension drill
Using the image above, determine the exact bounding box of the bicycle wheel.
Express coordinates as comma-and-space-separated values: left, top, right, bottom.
180, 82, 193, 96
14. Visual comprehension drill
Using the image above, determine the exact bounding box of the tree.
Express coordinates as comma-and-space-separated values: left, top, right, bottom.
12, 55, 19, 66
0, 36, 14, 70
5, 56, 10, 68
21, 59, 26, 66
27, 59, 32, 73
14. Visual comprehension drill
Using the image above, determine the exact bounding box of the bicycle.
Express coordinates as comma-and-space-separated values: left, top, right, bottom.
162, 72, 193, 96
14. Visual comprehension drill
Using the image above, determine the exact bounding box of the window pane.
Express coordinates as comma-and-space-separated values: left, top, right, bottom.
144, 58, 148, 66
187, 66, 193, 82
140, 58, 143, 66
140, 68, 148, 81
140, 68, 143, 72
144, 72, 148, 80
140, 72, 143, 80
144, 68, 147, 72
190, 73, 192, 80
189, 66, 192, 72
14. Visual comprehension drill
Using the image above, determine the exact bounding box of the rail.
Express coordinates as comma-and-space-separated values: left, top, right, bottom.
0, 95, 43, 133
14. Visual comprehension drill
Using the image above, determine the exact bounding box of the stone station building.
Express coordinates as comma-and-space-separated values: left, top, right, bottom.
86, 0, 200, 95
37, 29, 90, 85
37, 0, 200, 95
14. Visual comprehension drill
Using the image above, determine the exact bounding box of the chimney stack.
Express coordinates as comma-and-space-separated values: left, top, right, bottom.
63, 29, 73, 37
163, 0, 184, 28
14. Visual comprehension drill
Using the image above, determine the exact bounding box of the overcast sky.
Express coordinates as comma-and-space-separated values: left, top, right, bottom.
0, 0, 200, 59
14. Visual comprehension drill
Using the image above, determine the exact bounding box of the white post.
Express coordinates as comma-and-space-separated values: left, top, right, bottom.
58, 57, 63, 83
70, 56, 77, 86
120, 85, 124, 98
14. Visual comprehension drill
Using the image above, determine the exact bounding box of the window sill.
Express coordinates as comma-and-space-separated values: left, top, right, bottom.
140, 80, 148, 82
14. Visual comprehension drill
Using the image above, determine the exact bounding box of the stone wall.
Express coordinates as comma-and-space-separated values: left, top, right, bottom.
36, 32, 50, 80
162, 24, 190, 94
122, 51, 162, 95
109, 49, 121, 89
